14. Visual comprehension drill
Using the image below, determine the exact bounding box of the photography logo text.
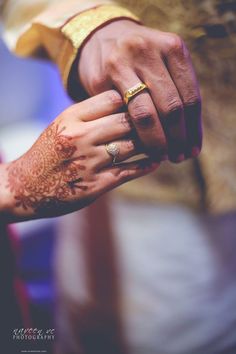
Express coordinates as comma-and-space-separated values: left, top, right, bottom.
12, 328, 55, 342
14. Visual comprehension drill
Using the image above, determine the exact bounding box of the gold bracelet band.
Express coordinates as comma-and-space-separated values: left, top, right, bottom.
62, 5, 140, 49
60, 4, 140, 90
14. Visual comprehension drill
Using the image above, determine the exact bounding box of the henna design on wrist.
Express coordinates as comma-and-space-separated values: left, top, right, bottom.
7, 122, 88, 216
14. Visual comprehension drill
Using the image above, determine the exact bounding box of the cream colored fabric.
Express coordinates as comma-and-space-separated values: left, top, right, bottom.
0, 0, 111, 50
0, 1, 138, 86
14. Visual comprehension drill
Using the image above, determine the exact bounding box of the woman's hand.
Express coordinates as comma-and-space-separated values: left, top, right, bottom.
78, 20, 202, 162
0, 91, 158, 223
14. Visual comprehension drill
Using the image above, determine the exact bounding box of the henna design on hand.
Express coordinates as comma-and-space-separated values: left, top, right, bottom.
7, 122, 87, 216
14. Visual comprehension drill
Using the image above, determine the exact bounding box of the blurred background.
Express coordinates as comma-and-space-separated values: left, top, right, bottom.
0, 35, 71, 329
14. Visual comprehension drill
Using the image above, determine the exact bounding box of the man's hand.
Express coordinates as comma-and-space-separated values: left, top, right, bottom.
78, 20, 202, 162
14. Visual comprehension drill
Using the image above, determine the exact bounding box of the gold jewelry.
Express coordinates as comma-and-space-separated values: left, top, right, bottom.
124, 82, 148, 105
105, 142, 120, 165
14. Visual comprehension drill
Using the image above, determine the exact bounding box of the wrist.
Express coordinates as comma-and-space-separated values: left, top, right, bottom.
0, 161, 38, 223
0, 163, 15, 217
64, 6, 141, 100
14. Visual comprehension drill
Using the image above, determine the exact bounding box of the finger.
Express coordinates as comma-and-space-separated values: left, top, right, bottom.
142, 61, 187, 162
88, 112, 133, 145
97, 158, 159, 194
163, 36, 202, 157
68, 90, 124, 122
111, 71, 168, 160
95, 139, 142, 169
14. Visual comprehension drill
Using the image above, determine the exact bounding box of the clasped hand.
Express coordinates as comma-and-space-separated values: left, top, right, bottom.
79, 20, 202, 162
3, 91, 158, 221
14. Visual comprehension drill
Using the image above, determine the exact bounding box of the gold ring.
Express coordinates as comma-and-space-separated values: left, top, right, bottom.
105, 142, 120, 165
124, 82, 148, 105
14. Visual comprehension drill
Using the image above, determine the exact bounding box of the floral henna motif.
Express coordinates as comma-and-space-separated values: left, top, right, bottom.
7, 122, 87, 215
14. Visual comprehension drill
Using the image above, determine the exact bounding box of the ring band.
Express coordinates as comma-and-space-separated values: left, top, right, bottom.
124, 82, 148, 105
105, 142, 120, 165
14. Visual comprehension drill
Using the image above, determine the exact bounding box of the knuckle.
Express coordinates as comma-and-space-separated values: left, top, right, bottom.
106, 90, 123, 106
119, 168, 132, 181
131, 103, 156, 128
89, 75, 105, 93
76, 126, 89, 140
184, 96, 201, 107
122, 34, 149, 53
89, 77, 101, 93
165, 33, 184, 53
133, 112, 155, 129
106, 52, 121, 72
163, 100, 183, 116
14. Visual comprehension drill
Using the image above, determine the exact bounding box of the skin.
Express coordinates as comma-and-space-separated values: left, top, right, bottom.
78, 20, 202, 162
0, 90, 158, 223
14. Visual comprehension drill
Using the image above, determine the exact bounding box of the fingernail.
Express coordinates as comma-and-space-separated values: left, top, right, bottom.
176, 153, 185, 163
191, 147, 200, 158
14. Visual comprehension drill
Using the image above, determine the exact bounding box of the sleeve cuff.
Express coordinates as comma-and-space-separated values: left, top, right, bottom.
14, 4, 140, 100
